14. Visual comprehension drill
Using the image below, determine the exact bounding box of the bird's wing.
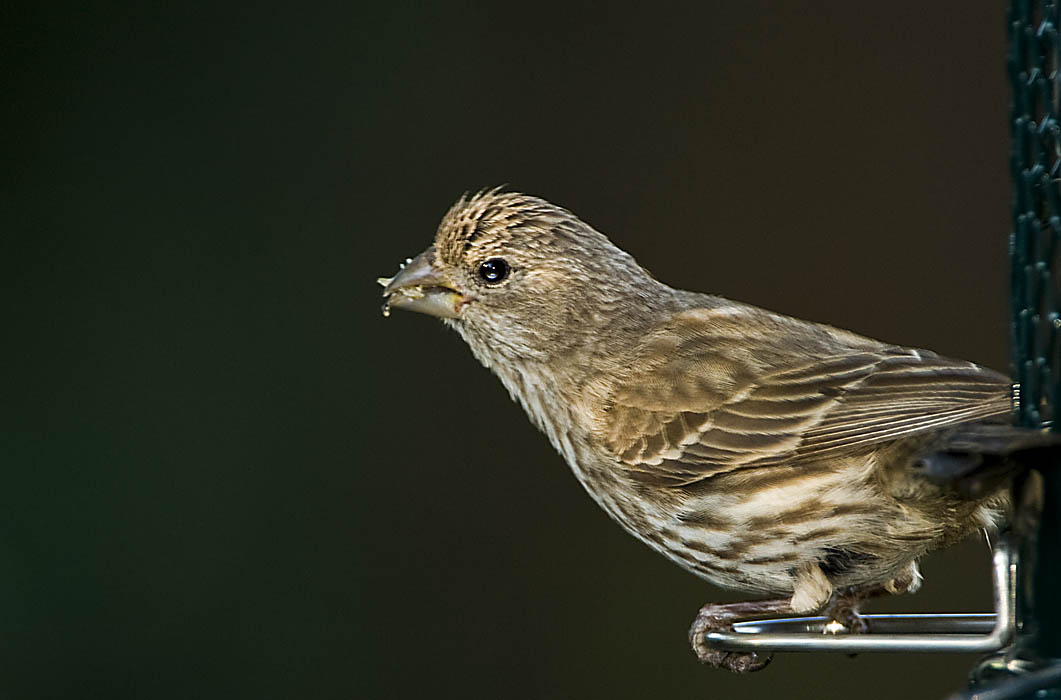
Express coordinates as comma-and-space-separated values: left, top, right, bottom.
598, 308, 1012, 487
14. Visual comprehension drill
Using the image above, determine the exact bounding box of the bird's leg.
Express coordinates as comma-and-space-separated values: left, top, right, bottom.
823, 562, 922, 634
688, 598, 791, 672
821, 586, 871, 633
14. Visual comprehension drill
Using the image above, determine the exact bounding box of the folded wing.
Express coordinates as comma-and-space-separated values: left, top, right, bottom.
599, 308, 1011, 487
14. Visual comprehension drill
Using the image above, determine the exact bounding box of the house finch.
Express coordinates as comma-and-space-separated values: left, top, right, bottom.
378, 189, 1048, 672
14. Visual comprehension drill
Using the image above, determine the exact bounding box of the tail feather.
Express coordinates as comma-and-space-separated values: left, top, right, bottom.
914, 424, 1060, 499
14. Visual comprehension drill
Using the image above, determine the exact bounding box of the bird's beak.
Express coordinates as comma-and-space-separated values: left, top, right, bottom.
378, 247, 469, 319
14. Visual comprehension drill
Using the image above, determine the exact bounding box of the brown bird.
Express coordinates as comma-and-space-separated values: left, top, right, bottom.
378, 189, 1046, 672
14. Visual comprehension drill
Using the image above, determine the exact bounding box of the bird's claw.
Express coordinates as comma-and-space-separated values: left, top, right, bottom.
822, 585, 870, 635
688, 604, 773, 673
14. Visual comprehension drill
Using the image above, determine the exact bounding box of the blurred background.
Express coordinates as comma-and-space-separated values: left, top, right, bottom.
4, 2, 1012, 698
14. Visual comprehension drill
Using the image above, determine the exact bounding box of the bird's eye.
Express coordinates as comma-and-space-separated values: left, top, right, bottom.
478, 258, 510, 284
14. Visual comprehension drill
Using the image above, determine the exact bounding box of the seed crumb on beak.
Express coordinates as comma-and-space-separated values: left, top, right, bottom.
376, 248, 466, 319
378, 279, 427, 318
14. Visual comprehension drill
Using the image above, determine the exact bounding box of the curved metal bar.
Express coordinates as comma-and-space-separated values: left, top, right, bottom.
701, 538, 1016, 654
732, 614, 997, 636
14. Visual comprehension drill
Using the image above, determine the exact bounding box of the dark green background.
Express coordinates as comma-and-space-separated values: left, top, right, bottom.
5, 2, 1012, 698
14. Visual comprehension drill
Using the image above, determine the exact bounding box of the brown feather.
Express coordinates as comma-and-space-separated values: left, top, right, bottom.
600, 310, 1011, 485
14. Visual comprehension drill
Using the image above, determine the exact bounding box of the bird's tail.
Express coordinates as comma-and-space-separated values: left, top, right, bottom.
914, 423, 1061, 499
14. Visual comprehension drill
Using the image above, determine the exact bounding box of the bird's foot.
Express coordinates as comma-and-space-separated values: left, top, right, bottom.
822, 585, 870, 634
688, 599, 791, 673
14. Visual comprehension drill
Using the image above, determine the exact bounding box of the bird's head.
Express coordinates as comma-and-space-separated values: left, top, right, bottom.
379, 189, 667, 362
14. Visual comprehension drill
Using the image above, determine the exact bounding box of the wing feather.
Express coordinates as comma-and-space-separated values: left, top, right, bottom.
599, 309, 1011, 485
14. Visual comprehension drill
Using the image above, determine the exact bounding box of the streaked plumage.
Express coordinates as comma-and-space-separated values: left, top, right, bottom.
379, 189, 1042, 672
